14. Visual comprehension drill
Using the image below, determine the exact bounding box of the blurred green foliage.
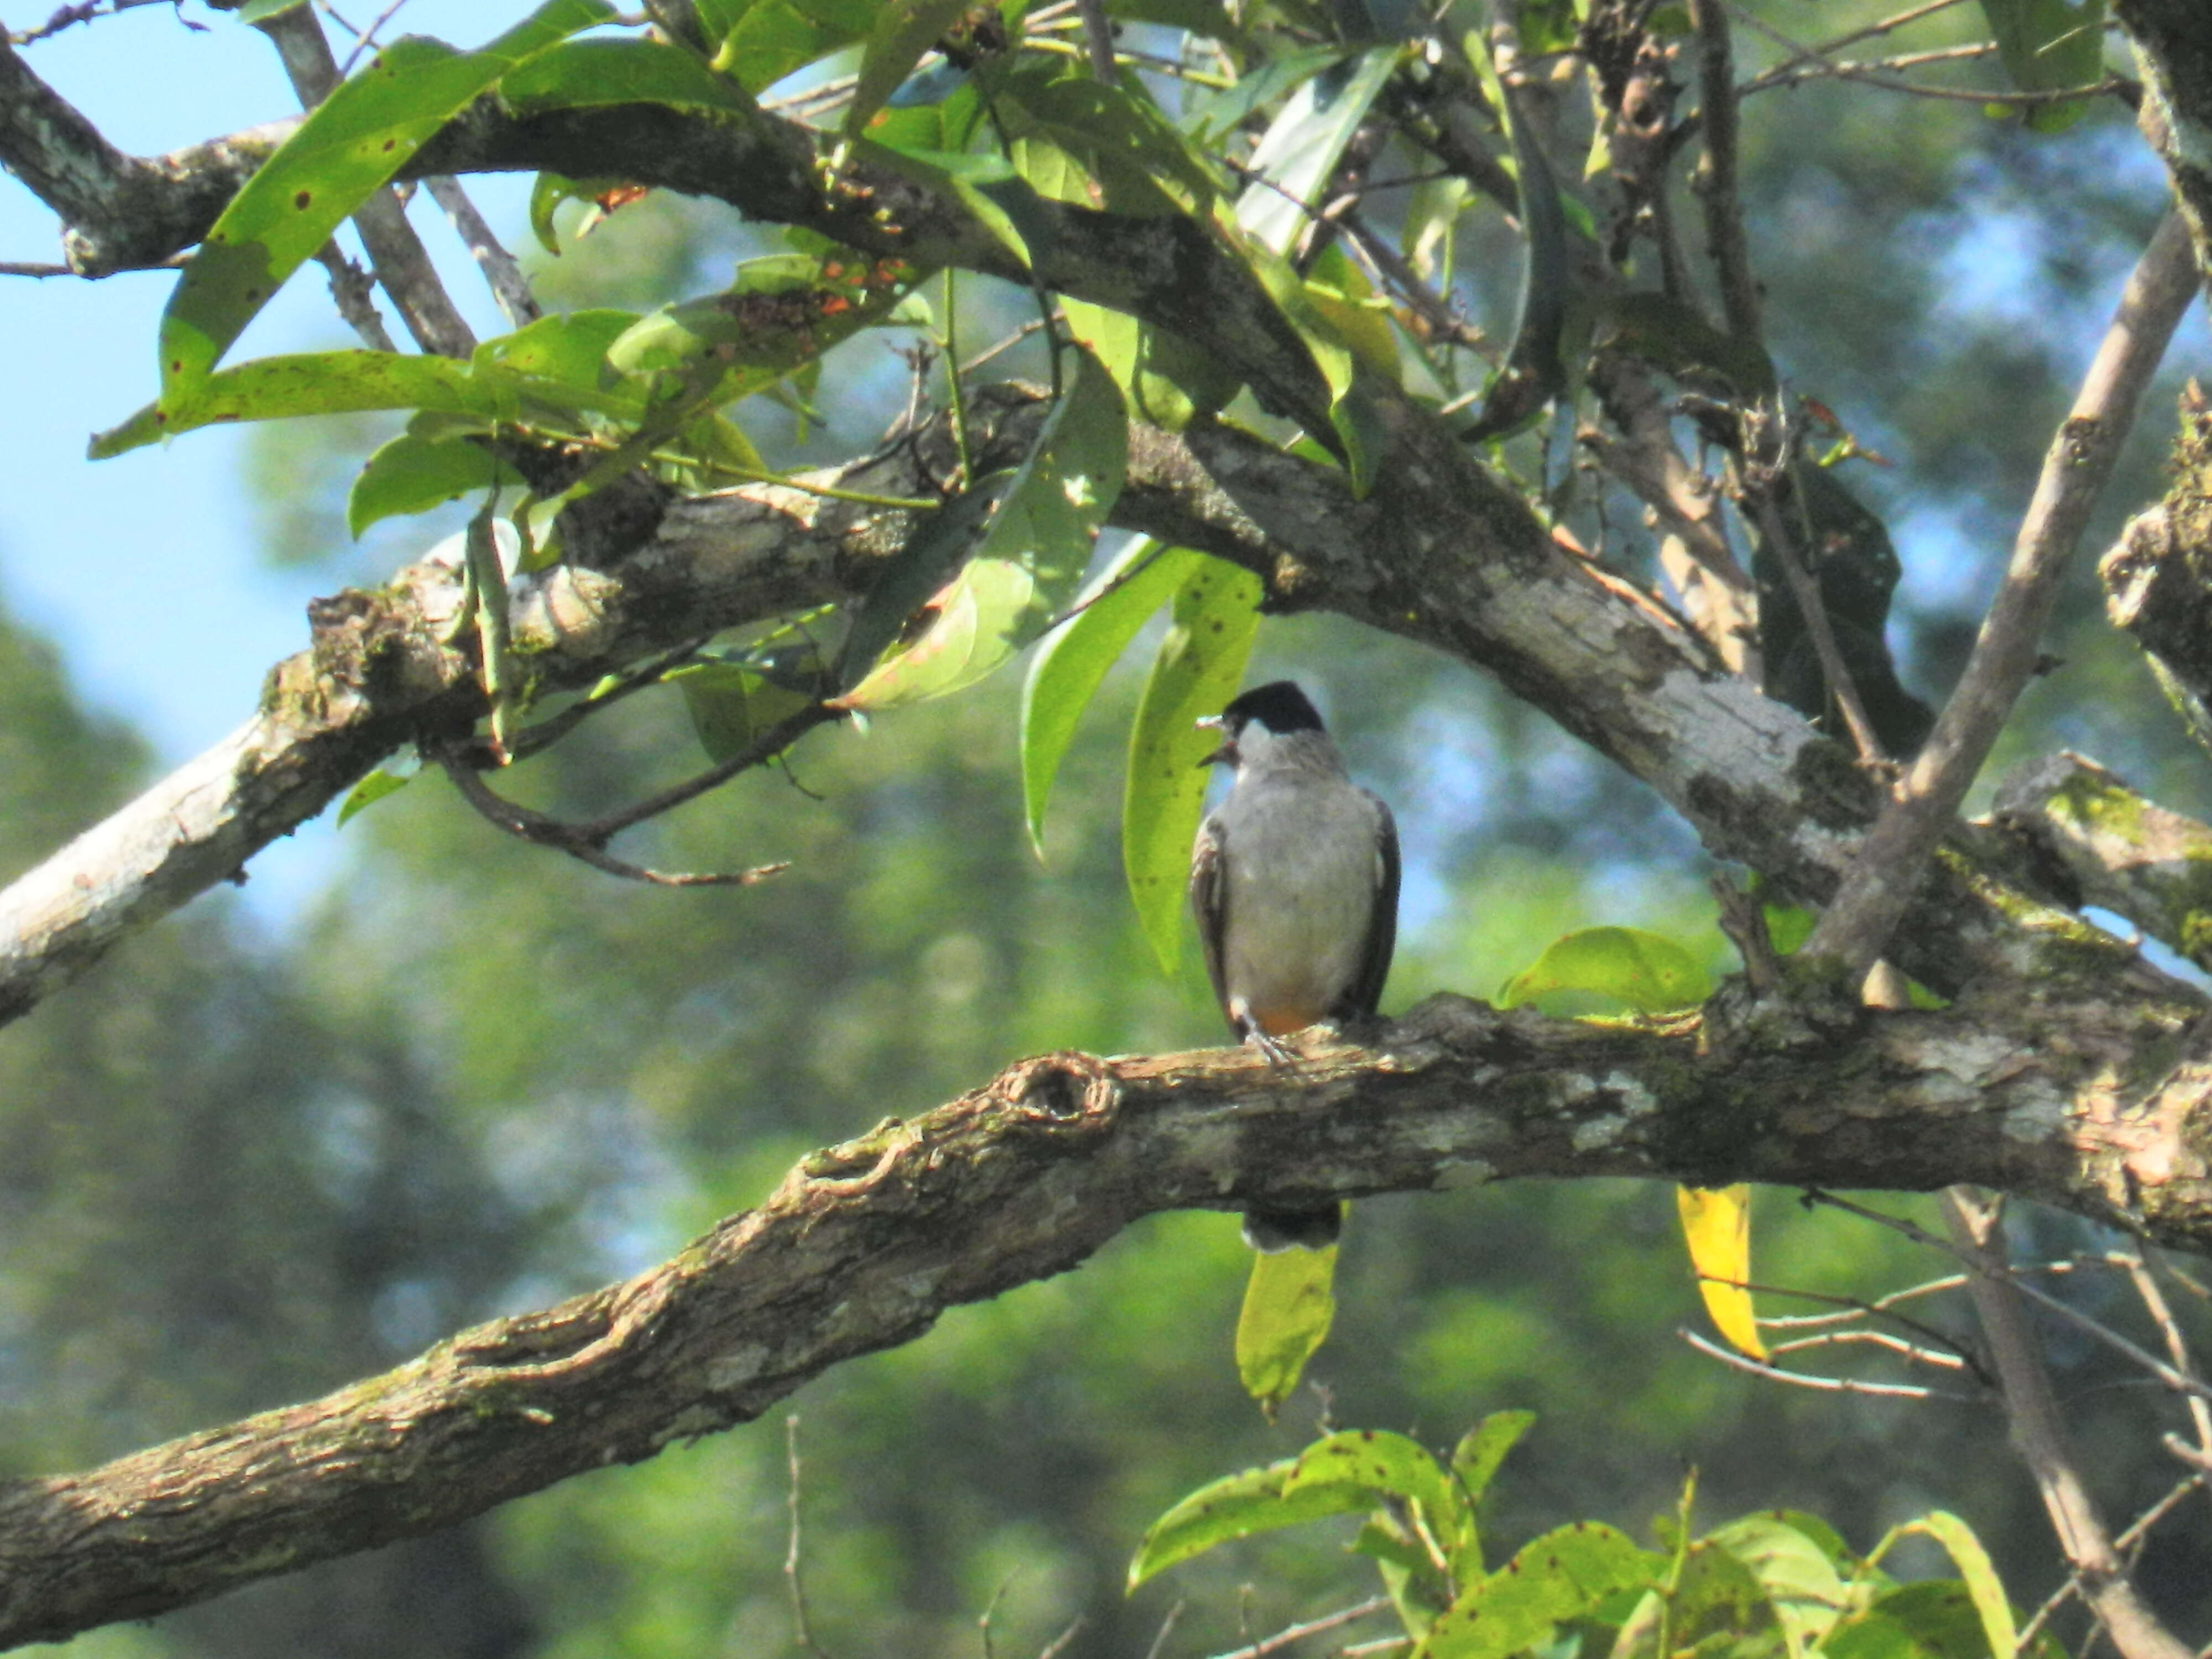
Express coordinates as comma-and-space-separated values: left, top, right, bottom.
7, 0, 2212, 1655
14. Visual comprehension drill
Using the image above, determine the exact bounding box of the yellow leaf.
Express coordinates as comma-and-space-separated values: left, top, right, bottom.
1677, 1185, 1765, 1359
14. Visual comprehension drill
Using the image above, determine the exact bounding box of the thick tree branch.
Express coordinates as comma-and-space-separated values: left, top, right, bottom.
6, 982, 2212, 1648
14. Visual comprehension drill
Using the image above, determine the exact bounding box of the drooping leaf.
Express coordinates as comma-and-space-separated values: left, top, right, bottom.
1449, 1409, 1536, 1521
1496, 925, 1712, 1014
851, 143, 1056, 268
669, 660, 817, 761
1234, 45, 1401, 254
158, 1, 611, 397
336, 765, 415, 826
1421, 1524, 1659, 1659
1678, 1185, 1766, 1360
1020, 538, 1197, 855
527, 171, 638, 254
1127, 1458, 1373, 1589
846, 0, 975, 138
1236, 1246, 1339, 1420
839, 347, 1128, 709
348, 430, 523, 536
992, 57, 1222, 213
473, 308, 646, 412
1123, 556, 1263, 974
1896, 1514, 2017, 1659
1975, 0, 2106, 133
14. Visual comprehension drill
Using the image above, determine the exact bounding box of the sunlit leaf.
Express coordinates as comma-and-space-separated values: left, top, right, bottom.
1705, 1514, 1858, 1658
1236, 1245, 1338, 1420
1677, 1185, 1765, 1360
1182, 44, 1351, 146
839, 346, 1126, 710
1824, 1581, 2001, 1659
1449, 1410, 1535, 1515
1496, 925, 1712, 1014
1123, 556, 1262, 974
336, 765, 415, 826
158, 1, 611, 398
1020, 538, 1197, 855
1128, 1456, 1371, 1589
1234, 45, 1401, 254
711, 0, 875, 93
95, 351, 489, 457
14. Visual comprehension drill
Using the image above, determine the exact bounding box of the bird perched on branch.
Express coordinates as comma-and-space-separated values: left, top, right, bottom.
1191, 681, 1400, 1251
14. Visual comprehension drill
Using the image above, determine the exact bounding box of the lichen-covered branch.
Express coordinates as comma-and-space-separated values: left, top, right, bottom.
1991, 752, 2212, 972
5, 980, 2212, 1650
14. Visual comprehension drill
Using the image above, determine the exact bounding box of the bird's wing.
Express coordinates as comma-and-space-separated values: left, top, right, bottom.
1344, 793, 1400, 1018
1190, 811, 1232, 1024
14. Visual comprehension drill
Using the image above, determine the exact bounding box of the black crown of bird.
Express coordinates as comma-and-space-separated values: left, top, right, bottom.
1190, 680, 1401, 1251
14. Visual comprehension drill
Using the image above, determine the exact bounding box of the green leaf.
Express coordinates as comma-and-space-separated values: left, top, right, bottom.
711, 0, 875, 93
1897, 1515, 2016, 1659
851, 143, 1051, 267
336, 765, 414, 826
95, 351, 488, 457
1823, 1582, 1998, 1659
235, 0, 310, 19
158, 1, 612, 398
1496, 926, 1712, 1014
1974, 0, 2105, 133
1181, 44, 1350, 146
1127, 1458, 1373, 1590
846, 0, 974, 138
1233, 45, 1401, 254
1020, 538, 1197, 855
1122, 556, 1262, 975
1449, 1410, 1535, 1514
669, 661, 816, 761
348, 430, 521, 536
1421, 1524, 1658, 1659
839, 346, 1127, 710
499, 36, 763, 120
1705, 1515, 1857, 1658
1285, 1429, 1462, 1547
992, 58, 1222, 213
474, 308, 646, 409
1236, 1245, 1339, 1420
1668, 1537, 1782, 1656
528, 171, 629, 255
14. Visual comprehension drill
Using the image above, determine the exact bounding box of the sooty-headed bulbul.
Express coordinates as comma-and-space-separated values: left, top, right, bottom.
1190, 681, 1400, 1252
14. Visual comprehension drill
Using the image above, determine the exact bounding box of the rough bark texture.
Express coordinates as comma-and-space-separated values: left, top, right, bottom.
6, 983, 2212, 1648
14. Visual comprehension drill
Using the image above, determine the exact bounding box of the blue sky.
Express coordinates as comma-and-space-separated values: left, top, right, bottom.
0, 3, 544, 919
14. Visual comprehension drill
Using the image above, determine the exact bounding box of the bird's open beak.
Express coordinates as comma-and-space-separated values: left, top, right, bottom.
1194, 713, 1231, 768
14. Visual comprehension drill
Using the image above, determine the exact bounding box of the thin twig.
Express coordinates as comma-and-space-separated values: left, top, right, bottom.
1687, 0, 1761, 341
1747, 485, 1891, 767
784, 1415, 831, 1658
2117, 1248, 2212, 1454
424, 175, 541, 327
312, 242, 396, 352
1808, 1193, 2212, 1406
1034, 1618, 1085, 1659
8, 0, 189, 45
1941, 1191, 2194, 1659
2018, 1475, 2209, 1651
0, 254, 185, 276
504, 639, 710, 760
1764, 1328, 1968, 1370
1202, 1596, 1395, 1659
1144, 1601, 1185, 1659
1801, 210, 2198, 977
1726, 0, 2130, 109
1740, 41, 1999, 97
1340, 210, 1496, 359
332, 0, 412, 75
1680, 1328, 1983, 1402
1071, 0, 1116, 81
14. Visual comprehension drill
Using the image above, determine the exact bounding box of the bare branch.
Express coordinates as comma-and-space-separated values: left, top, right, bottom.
1942, 1191, 2194, 1659
1803, 210, 2200, 978
1201, 1596, 1394, 1659
422, 174, 540, 327
1687, 0, 1761, 341
252, 4, 474, 356
1680, 1329, 1983, 1403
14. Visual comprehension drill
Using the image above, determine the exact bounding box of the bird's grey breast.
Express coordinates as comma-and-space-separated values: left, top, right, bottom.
1216, 771, 1387, 1021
